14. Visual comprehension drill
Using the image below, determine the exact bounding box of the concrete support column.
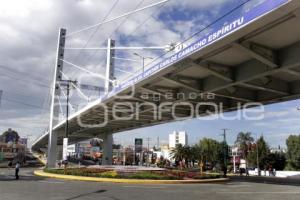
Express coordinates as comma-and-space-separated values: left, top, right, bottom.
47, 130, 58, 168
102, 133, 113, 165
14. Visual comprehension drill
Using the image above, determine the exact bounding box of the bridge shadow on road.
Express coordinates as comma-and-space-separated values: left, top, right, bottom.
230, 176, 300, 187
0, 167, 46, 182
0, 175, 45, 181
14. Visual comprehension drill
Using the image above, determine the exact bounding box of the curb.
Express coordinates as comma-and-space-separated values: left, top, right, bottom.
34, 170, 229, 184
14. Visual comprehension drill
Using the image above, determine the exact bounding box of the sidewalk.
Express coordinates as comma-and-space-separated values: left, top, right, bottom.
230, 175, 300, 186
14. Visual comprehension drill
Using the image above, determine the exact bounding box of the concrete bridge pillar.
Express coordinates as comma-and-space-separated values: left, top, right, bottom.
102, 133, 113, 165
47, 130, 58, 168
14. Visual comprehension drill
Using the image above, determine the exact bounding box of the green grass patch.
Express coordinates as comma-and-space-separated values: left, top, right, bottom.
44, 168, 180, 180
43, 168, 222, 180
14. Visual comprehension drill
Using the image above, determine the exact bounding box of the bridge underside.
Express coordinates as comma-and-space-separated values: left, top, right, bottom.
32, 1, 300, 151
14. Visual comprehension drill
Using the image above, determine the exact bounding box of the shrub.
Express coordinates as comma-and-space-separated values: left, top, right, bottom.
193, 174, 221, 179
44, 168, 181, 180
100, 171, 118, 178
126, 172, 179, 180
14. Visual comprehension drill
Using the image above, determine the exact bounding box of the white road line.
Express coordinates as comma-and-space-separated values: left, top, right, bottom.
227, 185, 252, 187
122, 186, 166, 189
38, 180, 64, 184
217, 192, 300, 194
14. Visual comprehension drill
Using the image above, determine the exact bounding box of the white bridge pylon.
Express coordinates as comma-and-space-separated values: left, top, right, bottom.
47, 0, 172, 168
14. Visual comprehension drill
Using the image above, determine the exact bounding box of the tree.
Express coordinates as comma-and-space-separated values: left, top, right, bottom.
217, 141, 230, 177
235, 132, 254, 167
286, 135, 300, 170
1, 129, 20, 143
247, 136, 270, 169
263, 152, 286, 170
190, 145, 201, 167
183, 145, 192, 167
198, 138, 220, 169
170, 144, 185, 162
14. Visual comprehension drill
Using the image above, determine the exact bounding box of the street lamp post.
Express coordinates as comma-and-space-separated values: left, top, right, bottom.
133, 53, 153, 73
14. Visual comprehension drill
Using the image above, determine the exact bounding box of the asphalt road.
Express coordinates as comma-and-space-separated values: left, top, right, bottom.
1, 168, 300, 200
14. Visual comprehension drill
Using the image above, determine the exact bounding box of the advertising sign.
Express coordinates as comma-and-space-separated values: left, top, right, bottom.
135, 138, 143, 153
62, 138, 68, 161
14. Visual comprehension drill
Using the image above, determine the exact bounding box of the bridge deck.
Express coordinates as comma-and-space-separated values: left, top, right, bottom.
32, 0, 300, 150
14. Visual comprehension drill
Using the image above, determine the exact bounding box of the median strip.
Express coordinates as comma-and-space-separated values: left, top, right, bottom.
34, 170, 229, 184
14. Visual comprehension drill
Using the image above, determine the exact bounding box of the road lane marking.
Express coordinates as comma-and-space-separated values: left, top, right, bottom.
38, 180, 64, 184
122, 186, 166, 189
217, 192, 300, 194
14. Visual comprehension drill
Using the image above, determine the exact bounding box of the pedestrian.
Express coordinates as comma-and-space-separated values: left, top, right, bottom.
15, 161, 20, 180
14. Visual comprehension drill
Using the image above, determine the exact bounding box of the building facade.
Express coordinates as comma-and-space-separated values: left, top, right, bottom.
169, 131, 188, 148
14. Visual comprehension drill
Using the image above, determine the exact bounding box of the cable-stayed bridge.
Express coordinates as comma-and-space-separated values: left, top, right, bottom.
31, 0, 300, 167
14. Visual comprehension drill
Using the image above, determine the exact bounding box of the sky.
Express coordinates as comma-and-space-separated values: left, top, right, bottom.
0, 0, 299, 148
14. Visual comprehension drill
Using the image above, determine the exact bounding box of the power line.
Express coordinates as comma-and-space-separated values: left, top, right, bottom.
1, 97, 48, 110
0, 72, 51, 89
0, 64, 51, 83
0, 89, 44, 100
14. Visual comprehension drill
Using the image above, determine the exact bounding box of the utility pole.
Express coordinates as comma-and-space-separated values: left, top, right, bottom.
145, 137, 151, 166
60, 79, 77, 161
221, 128, 229, 177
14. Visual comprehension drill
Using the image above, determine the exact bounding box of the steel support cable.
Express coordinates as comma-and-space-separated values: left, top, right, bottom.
78, 0, 169, 80
108, 0, 145, 39
115, 67, 134, 75
126, 1, 168, 37
58, 83, 75, 111
57, 95, 65, 116
65, 0, 169, 38
137, 0, 252, 70
66, 0, 170, 79
122, 0, 253, 86
72, 0, 120, 64
60, 59, 113, 83
60, 70, 90, 101
78, 0, 145, 68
